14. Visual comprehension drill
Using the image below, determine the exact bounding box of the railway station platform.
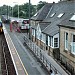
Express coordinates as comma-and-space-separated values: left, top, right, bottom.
3, 24, 27, 75
3, 23, 68, 75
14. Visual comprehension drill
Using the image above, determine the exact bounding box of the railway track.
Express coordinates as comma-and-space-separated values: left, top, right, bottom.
0, 33, 16, 75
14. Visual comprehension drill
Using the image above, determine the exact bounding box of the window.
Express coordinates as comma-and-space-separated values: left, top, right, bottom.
41, 33, 46, 43
71, 34, 75, 54
51, 37, 53, 47
33, 29, 35, 36
73, 35, 75, 42
32, 29, 34, 35
46, 35, 48, 45
54, 38, 58, 47
48, 36, 51, 46
70, 14, 75, 21
65, 32, 68, 50
57, 13, 64, 18
34, 13, 38, 16
50, 13, 55, 17
50, 37, 51, 46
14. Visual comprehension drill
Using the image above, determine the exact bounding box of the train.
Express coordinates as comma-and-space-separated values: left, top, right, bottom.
0, 21, 3, 33
0, 22, 3, 33
0, 17, 3, 33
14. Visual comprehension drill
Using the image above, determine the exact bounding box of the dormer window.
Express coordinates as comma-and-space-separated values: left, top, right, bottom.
34, 13, 38, 16
50, 13, 55, 17
57, 13, 64, 18
70, 14, 75, 21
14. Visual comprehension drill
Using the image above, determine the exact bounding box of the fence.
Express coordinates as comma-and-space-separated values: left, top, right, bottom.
24, 36, 62, 75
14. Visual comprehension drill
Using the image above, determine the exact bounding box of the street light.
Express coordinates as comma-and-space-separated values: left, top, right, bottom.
29, 0, 31, 39
12, 6, 13, 17
7, 5, 9, 20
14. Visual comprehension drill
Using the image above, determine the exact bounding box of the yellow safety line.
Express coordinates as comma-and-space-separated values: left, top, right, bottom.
14, 45, 28, 75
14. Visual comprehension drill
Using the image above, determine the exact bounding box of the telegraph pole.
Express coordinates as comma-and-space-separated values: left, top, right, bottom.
29, 0, 31, 39
7, 5, 8, 20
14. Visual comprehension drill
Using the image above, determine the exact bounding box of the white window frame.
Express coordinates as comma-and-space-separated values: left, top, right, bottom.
33, 29, 35, 37
50, 13, 55, 17
53, 33, 59, 48
41, 33, 46, 44
54, 38, 58, 48
48, 36, 50, 46
70, 14, 75, 21
71, 34, 75, 55
57, 13, 64, 18
65, 32, 68, 50
51, 37, 53, 48
34, 12, 38, 16
32, 29, 34, 36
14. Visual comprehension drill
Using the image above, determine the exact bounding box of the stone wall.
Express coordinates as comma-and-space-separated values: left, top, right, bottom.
60, 26, 75, 70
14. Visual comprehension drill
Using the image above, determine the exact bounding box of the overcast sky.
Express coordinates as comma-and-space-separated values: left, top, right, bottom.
0, 0, 60, 6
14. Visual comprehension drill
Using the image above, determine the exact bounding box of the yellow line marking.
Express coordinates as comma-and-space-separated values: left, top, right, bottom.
14, 46, 28, 75
10, 34, 28, 75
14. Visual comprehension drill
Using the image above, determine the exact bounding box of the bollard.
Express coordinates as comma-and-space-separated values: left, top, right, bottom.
40, 50, 41, 59
46, 60, 47, 67
37, 48, 38, 56
35, 46, 36, 54
43, 55, 44, 63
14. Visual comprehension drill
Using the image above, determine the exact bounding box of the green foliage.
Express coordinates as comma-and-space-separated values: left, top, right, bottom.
0, 1, 47, 18
37, 1, 47, 11
13, 3, 36, 18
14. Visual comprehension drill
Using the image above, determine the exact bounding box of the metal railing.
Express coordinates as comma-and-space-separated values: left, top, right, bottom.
24, 35, 62, 75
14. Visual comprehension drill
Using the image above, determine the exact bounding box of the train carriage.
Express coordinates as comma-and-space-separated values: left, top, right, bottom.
0, 22, 3, 33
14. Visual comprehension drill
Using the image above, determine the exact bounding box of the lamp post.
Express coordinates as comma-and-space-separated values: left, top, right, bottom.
7, 5, 9, 20
29, 0, 31, 39
12, 6, 13, 17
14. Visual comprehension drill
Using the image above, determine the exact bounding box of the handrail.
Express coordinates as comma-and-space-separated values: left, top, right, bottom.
23, 35, 67, 75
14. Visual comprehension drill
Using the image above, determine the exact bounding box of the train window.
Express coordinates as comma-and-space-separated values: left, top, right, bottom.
22, 20, 29, 24
0, 22, 2, 27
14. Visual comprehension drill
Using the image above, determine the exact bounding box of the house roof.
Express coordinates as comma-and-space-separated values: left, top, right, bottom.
42, 1, 75, 36
31, 3, 52, 21
31, 22, 50, 31
58, 14, 75, 29
31, 1, 75, 36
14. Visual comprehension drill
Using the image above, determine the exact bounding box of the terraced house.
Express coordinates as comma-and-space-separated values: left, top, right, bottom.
31, 0, 75, 74
58, 5, 75, 75
31, 3, 52, 42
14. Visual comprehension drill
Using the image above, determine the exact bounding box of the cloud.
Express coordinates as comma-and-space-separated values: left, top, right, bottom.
0, 0, 59, 6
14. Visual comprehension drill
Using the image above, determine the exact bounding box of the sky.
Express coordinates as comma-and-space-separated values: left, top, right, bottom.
0, 0, 60, 6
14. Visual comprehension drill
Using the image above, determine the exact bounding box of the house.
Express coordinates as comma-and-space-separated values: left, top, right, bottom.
31, 3, 52, 26
31, 1, 75, 74
32, 1, 74, 58
31, 3, 53, 42
58, 14, 75, 75
40, 1, 74, 59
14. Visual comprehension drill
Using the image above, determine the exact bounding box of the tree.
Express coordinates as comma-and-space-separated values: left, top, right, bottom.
13, 3, 36, 18
37, 1, 47, 11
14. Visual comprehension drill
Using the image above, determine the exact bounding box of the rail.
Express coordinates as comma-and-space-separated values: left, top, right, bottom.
23, 35, 67, 75
2, 41, 8, 75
